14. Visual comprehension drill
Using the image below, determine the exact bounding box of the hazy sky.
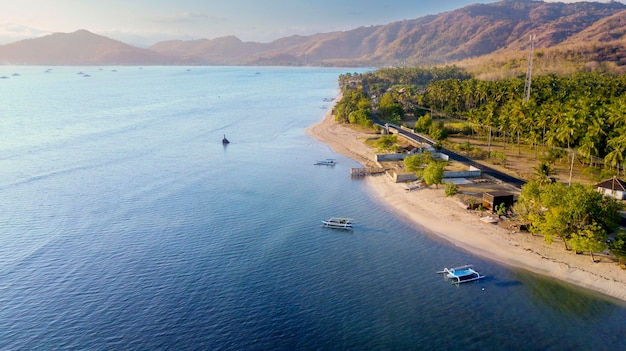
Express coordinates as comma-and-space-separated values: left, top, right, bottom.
0, 0, 623, 46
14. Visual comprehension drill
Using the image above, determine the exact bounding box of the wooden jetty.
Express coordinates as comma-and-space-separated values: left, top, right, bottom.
350, 168, 386, 177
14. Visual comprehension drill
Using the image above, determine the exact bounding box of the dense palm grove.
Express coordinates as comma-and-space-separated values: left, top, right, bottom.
335, 67, 626, 264
339, 67, 626, 174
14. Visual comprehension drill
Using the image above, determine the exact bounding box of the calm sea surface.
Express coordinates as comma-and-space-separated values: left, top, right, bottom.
0, 66, 625, 350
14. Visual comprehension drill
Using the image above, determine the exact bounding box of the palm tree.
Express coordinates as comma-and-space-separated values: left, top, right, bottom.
605, 132, 626, 176
481, 102, 498, 155
475, 80, 489, 107
533, 161, 557, 186
534, 105, 550, 152
607, 95, 626, 130
578, 107, 606, 167
463, 79, 476, 110
499, 102, 511, 150
508, 98, 527, 155
555, 110, 580, 186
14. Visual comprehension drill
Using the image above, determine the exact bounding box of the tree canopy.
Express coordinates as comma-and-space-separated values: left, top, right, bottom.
422, 161, 446, 188
514, 181, 621, 258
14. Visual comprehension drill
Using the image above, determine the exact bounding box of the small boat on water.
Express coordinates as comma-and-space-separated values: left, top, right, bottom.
437, 264, 485, 284
314, 158, 336, 166
321, 217, 353, 230
222, 134, 230, 144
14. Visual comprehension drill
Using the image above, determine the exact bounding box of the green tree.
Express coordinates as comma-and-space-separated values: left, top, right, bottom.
445, 182, 458, 197
490, 151, 507, 167
414, 114, 432, 133
512, 181, 542, 227
534, 105, 550, 151
422, 161, 445, 188
532, 161, 556, 186
481, 101, 498, 155
374, 135, 398, 152
378, 92, 404, 123
556, 110, 581, 186
334, 89, 370, 124
403, 152, 431, 176
520, 182, 621, 250
578, 107, 606, 167
607, 95, 626, 130
348, 109, 372, 127
604, 131, 626, 176
509, 98, 527, 155
568, 223, 607, 263
609, 231, 626, 265
428, 121, 448, 141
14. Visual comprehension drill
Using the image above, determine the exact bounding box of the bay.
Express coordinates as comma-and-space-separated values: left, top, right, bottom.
0, 66, 624, 350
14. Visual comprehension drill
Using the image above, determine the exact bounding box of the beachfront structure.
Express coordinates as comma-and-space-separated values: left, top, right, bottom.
595, 177, 626, 200
482, 191, 514, 211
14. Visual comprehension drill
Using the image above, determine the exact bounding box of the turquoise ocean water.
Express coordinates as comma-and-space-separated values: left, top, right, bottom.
0, 66, 625, 350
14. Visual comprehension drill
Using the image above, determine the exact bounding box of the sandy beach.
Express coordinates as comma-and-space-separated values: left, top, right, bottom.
306, 103, 626, 303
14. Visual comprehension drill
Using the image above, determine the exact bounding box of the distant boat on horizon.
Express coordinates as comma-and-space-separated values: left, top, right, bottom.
222, 134, 230, 144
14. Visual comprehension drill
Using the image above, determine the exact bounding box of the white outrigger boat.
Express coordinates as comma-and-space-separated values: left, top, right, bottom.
437, 264, 485, 284
321, 217, 353, 229
314, 158, 336, 166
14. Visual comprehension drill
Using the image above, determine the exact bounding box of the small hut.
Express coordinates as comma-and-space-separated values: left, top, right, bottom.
595, 177, 626, 200
482, 191, 514, 211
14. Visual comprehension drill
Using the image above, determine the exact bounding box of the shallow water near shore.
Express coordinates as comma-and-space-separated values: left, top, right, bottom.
0, 66, 624, 350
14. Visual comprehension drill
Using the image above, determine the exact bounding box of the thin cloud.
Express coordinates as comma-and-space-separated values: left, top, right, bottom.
0, 23, 50, 43
149, 12, 228, 25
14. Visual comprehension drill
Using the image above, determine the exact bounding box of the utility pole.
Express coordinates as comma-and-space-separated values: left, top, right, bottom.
523, 34, 536, 103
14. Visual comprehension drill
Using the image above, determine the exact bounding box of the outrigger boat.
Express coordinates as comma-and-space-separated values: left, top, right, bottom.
314, 158, 336, 166
321, 217, 353, 229
437, 264, 485, 284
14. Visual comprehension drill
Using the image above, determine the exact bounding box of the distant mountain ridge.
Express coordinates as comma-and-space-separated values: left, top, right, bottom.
1, 0, 626, 67
0, 30, 173, 65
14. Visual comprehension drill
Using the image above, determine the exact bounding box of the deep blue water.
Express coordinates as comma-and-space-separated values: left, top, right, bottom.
0, 66, 625, 350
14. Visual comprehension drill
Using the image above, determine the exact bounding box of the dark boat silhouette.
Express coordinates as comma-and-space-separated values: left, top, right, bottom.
222, 135, 230, 144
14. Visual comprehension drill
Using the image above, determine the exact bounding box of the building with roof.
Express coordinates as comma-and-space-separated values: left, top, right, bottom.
595, 177, 626, 200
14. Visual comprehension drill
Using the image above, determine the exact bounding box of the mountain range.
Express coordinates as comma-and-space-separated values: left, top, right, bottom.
2, 0, 626, 68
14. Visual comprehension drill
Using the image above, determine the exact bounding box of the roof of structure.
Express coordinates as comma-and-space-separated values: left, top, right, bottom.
595, 177, 626, 191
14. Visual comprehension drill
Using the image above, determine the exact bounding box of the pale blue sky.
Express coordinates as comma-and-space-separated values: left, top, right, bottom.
0, 0, 622, 46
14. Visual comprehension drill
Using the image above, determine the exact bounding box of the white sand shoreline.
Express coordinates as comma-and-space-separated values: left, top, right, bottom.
306, 102, 626, 303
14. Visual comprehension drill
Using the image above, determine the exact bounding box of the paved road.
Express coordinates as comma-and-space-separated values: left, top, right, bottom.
379, 121, 527, 190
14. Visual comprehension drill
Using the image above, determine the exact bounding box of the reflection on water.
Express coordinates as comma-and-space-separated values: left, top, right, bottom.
516, 270, 615, 317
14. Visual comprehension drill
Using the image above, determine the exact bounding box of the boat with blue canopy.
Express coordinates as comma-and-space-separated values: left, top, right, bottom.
437, 264, 485, 284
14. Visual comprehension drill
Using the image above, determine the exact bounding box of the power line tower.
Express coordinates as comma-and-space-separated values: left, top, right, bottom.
523, 34, 536, 102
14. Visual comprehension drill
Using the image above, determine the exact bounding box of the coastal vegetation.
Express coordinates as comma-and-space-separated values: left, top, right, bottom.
336, 65, 626, 264
514, 180, 622, 261
403, 153, 446, 189
339, 67, 626, 183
